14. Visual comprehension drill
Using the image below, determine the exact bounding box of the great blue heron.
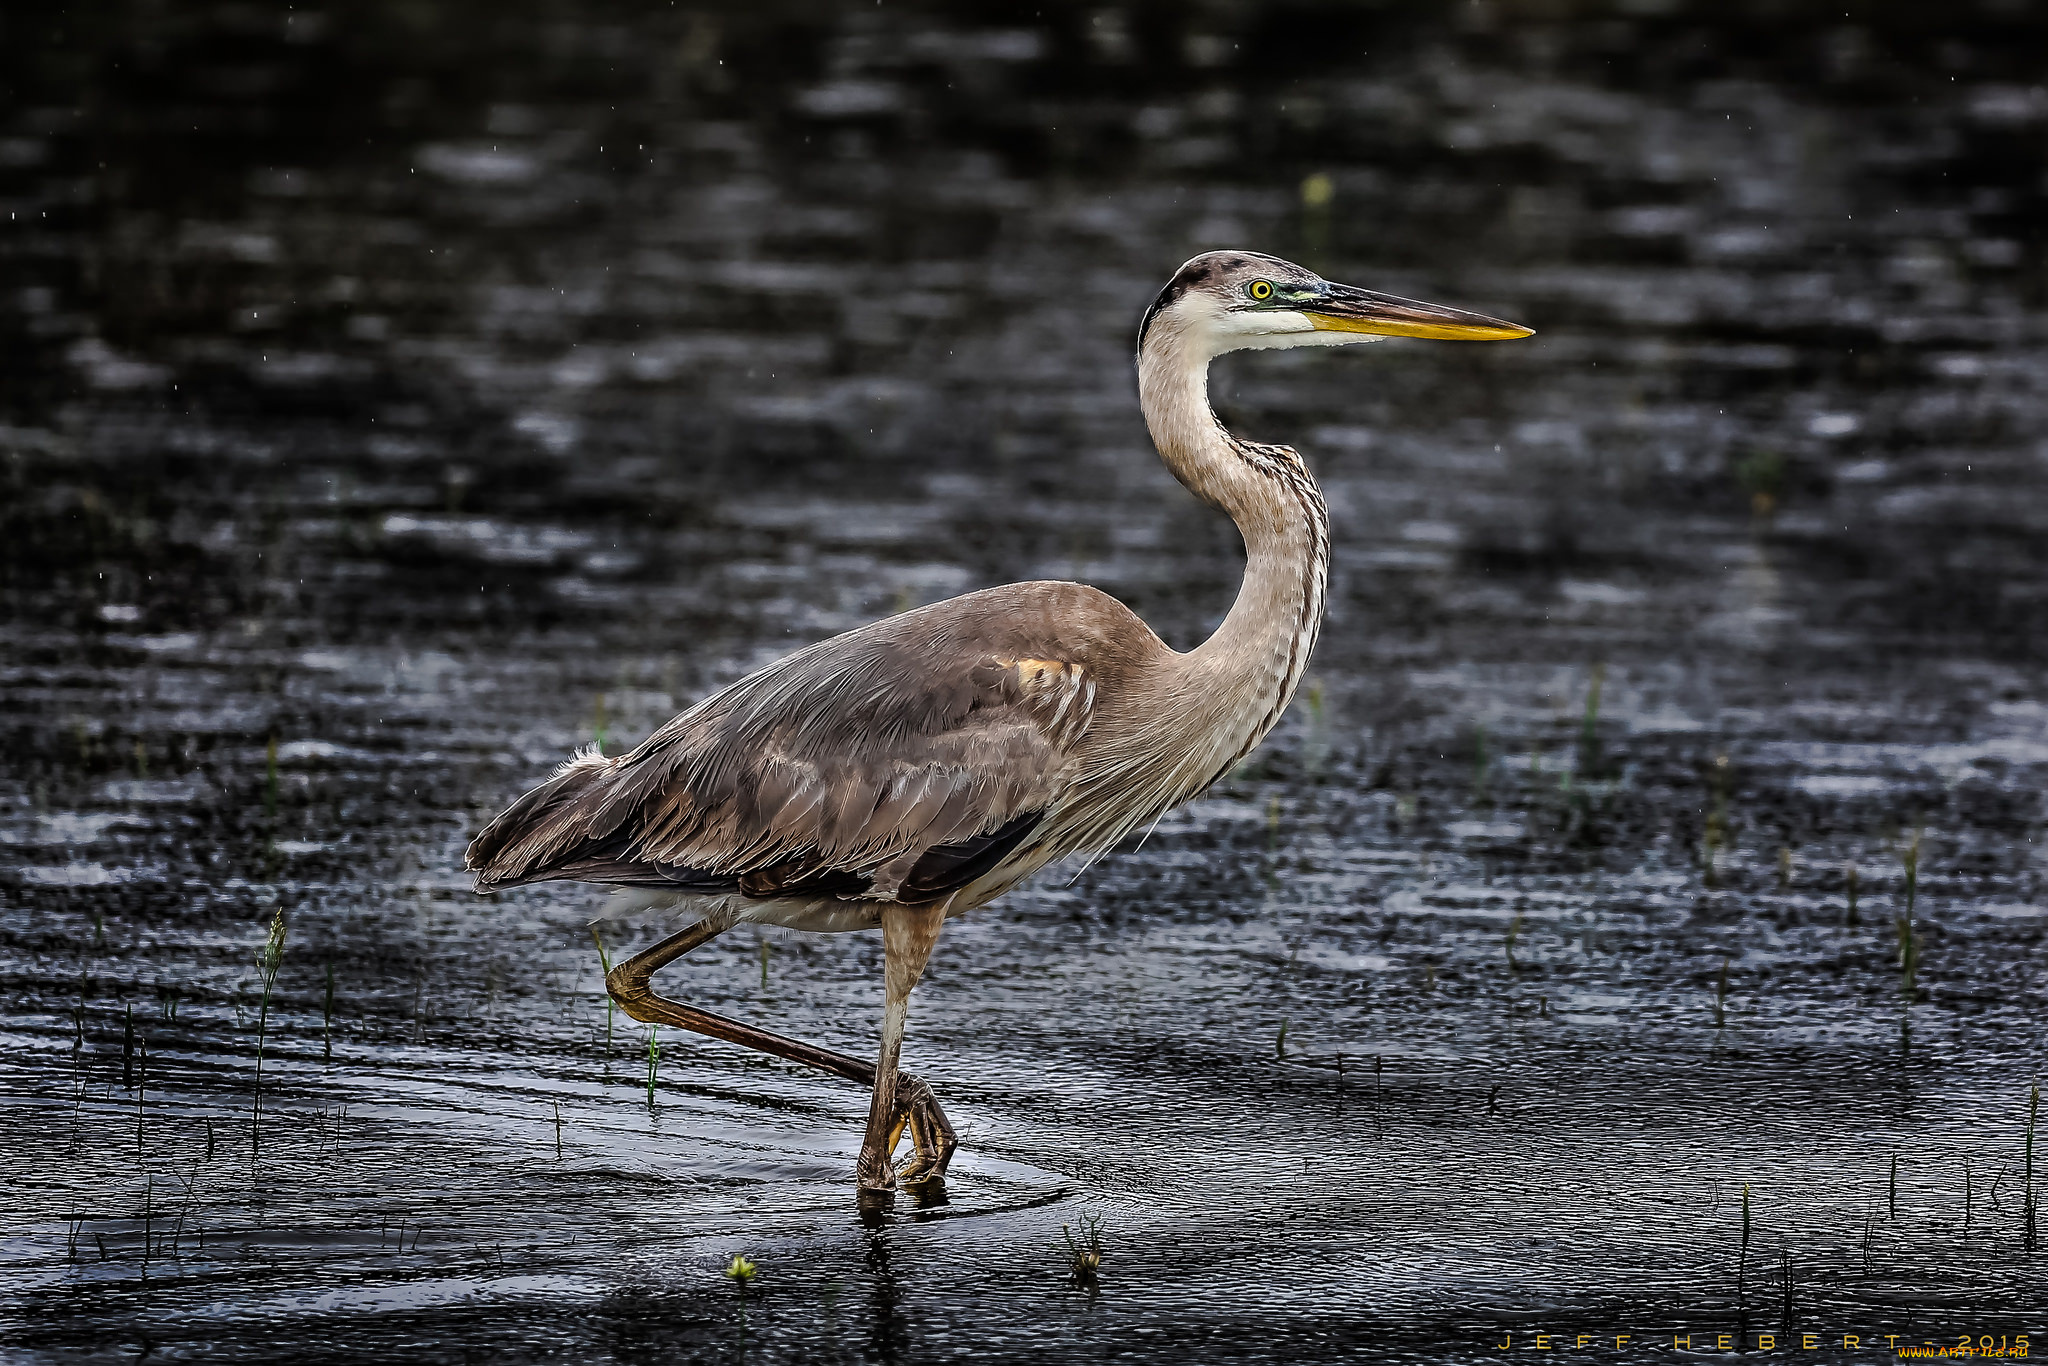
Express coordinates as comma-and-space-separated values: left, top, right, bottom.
467, 251, 1531, 1207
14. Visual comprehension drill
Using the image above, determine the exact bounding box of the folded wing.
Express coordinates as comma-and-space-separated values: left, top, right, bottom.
466, 590, 1110, 907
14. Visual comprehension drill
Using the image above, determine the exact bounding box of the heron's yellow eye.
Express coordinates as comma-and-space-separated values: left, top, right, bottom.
1248, 280, 1273, 301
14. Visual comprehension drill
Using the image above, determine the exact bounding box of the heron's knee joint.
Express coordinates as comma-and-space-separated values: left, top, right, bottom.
605, 966, 649, 1008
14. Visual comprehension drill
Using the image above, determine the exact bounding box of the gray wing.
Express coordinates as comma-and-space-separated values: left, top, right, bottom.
466, 585, 1119, 906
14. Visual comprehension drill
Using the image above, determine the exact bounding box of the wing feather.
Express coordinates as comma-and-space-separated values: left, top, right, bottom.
465, 583, 1151, 905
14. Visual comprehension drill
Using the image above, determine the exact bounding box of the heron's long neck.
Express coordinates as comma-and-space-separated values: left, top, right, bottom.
1137, 330, 1330, 760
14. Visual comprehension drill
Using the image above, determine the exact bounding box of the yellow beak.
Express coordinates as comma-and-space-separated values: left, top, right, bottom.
1304, 283, 1533, 341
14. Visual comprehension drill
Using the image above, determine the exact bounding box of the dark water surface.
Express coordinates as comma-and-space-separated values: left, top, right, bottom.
4, 2, 2047, 1360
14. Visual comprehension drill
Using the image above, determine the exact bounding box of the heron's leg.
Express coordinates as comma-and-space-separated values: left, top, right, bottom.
605, 919, 871, 1084
856, 901, 950, 1203
606, 918, 959, 1189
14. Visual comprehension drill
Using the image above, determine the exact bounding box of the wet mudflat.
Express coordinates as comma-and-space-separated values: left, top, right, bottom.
3, 2, 2047, 1361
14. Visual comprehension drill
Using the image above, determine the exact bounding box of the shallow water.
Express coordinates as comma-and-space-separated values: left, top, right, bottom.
3, 2, 2047, 1361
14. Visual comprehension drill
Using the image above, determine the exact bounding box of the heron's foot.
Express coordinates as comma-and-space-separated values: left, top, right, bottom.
854, 1072, 958, 1205
891, 1073, 958, 1190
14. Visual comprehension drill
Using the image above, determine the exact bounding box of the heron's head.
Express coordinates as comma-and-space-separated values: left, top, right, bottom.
1137, 250, 1531, 362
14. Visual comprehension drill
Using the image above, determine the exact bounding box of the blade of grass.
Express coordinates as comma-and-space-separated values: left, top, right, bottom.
1738, 1182, 1751, 1309
2026, 1080, 2039, 1253
592, 926, 615, 1065
1578, 663, 1605, 779
253, 902, 288, 1137
1703, 754, 1730, 886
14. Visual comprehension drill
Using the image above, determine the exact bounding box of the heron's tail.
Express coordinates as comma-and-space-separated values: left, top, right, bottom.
465, 745, 615, 890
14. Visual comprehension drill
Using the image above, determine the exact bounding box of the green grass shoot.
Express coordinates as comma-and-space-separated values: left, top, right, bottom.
1895, 833, 1922, 998
592, 926, 615, 1062
1275, 1017, 1289, 1058
1302, 678, 1329, 776
2026, 1080, 2039, 1253
645, 1025, 660, 1106
1715, 956, 1729, 1029
1703, 754, 1730, 885
1903, 826, 1921, 916
1738, 1181, 1751, 1305
253, 902, 289, 1123
1505, 912, 1522, 973
323, 961, 335, 1059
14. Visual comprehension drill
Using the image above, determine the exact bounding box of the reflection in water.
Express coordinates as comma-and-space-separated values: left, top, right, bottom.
2, 1, 2047, 1361
864, 1229, 910, 1366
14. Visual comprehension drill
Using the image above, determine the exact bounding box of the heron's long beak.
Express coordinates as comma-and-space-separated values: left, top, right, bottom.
1305, 283, 1532, 341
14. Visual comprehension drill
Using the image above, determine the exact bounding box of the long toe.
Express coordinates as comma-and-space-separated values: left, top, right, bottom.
892, 1074, 959, 1186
